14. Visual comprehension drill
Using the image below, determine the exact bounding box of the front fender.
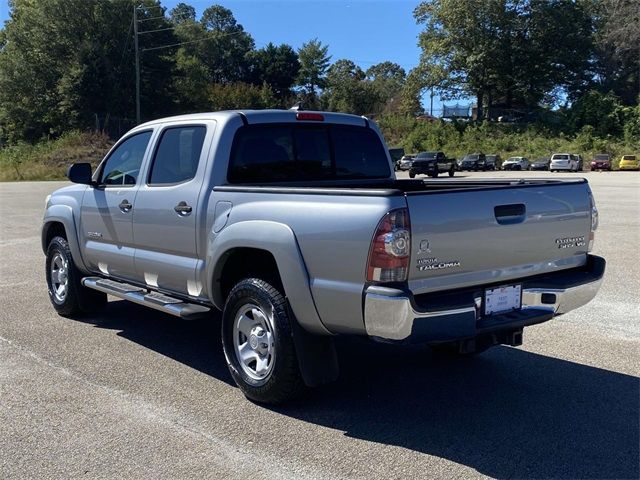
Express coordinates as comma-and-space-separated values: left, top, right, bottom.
42, 204, 89, 273
206, 220, 330, 335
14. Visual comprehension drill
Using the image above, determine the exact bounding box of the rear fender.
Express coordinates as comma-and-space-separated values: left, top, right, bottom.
206, 220, 330, 335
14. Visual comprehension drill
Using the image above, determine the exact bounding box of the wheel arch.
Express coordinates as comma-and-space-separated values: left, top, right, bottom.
207, 220, 330, 335
42, 205, 89, 273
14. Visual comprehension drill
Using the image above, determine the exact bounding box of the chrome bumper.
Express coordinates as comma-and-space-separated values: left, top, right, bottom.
364, 255, 605, 342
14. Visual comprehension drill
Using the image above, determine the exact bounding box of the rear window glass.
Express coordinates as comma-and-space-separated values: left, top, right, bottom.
622, 155, 636, 160
553, 155, 569, 160
594, 155, 609, 160
228, 124, 390, 183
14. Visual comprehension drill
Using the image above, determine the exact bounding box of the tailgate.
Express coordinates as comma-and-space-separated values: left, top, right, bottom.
406, 181, 592, 294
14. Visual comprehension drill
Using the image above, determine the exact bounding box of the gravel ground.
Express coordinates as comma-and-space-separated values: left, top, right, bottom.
1, 171, 638, 479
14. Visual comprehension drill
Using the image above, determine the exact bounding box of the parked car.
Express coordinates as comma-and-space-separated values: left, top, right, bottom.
397, 154, 415, 171
409, 151, 456, 178
485, 154, 502, 171
590, 154, 612, 171
550, 153, 579, 172
618, 155, 639, 171
530, 158, 550, 171
459, 153, 487, 171
502, 156, 530, 171
42, 109, 604, 404
573, 154, 584, 171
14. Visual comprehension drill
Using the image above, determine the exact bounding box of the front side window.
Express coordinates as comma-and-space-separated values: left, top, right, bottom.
148, 126, 207, 185
228, 124, 390, 183
100, 131, 152, 186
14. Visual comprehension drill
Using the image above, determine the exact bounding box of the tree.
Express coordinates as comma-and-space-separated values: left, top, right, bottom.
296, 38, 330, 107
208, 82, 277, 111
169, 2, 196, 24
246, 43, 300, 98
322, 59, 380, 115
0, 0, 176, 141
197, 5, 254, 83
366, 61, 407, 114
413, 0, 595, 119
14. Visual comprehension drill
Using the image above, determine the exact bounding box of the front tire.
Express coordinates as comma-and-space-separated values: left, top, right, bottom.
448, 168, 455, 177
46, 236, 107, 317
409, 172, 416, 178
222, 278, 305, 404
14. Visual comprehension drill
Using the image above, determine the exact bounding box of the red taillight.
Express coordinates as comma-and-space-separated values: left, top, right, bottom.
296, 112, 324, 121
366, 208, 411, 282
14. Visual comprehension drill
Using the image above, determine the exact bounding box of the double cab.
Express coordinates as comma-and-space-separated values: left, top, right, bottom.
42, 110, 605, 404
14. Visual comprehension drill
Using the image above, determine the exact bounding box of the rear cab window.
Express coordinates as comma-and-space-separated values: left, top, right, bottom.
227, 124, 390, 183
148, 125, 207, 185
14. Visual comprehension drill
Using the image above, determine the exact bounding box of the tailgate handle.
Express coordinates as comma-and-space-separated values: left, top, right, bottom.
494, 203, 526, 224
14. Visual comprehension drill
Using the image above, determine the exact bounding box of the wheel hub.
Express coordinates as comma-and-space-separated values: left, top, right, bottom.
233, 304, 276, 381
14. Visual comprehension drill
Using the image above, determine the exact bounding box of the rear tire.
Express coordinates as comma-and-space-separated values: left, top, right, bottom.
409, 172, 416, 178
222, 278, 305, 404
448, 168, 455, 177
46, 236, 107, 317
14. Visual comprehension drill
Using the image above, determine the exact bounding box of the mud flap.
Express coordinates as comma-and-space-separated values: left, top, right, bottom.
289, 310, 339, 387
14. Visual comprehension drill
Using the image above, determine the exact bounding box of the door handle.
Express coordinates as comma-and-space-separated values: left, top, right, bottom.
119, 200, 132, 212
174, 201, 192, 216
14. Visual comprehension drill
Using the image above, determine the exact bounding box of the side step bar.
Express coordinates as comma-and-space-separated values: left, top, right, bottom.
82, 277, 211, 320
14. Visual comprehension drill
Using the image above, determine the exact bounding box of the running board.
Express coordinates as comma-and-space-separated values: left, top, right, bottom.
82, 277, 211, 320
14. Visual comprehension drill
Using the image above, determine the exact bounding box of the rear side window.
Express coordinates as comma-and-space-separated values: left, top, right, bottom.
228, 124, 390, 183
148, 126, 207, 185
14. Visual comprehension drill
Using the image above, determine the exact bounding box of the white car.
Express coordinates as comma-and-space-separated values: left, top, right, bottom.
550, 153, 579, 172
502, 156, 530, 171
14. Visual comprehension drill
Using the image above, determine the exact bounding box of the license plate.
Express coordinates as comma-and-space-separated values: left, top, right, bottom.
484, 284, 522, 315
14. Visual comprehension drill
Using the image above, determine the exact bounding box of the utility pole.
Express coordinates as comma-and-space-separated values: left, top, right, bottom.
133, 5, 141, 124
430, 89, 434, 117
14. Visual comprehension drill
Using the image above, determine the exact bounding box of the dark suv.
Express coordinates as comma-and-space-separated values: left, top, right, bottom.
459, 153, 487, 171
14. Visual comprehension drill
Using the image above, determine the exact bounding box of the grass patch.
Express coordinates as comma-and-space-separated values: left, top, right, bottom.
0, 131, 112, 181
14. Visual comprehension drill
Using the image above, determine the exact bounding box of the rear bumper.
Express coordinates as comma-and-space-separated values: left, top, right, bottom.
363, 255, 605, 342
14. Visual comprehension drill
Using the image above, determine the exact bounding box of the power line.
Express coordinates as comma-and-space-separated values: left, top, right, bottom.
138, 25, 178, 35
141, 29, 249, 52
137, 15, 168, 23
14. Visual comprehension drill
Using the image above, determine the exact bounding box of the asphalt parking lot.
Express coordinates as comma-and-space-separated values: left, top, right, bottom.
1, 171, 638, 479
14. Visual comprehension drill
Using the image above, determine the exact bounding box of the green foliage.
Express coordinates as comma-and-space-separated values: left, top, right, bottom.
208, 82, 278, 111
296, 39, 331, 106
0, 0, 176, 142
413, 0, 594, 117
246, 43, 300, 97
0, 131, 111, 181
377, 114, 639, 165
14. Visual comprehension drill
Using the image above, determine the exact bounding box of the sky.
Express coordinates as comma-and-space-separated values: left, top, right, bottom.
0, 0, 463, 114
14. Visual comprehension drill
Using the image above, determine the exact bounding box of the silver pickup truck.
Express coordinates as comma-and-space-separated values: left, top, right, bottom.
42, 110, 605, 404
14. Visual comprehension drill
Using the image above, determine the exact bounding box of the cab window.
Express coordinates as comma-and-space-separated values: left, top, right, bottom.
148, 126, 207, 185
100, 131, 152, 186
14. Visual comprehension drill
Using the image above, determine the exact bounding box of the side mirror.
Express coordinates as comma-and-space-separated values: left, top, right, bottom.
67, 163, 94, 185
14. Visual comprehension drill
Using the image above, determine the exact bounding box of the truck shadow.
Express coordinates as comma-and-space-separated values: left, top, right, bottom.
83, 300, 638, 479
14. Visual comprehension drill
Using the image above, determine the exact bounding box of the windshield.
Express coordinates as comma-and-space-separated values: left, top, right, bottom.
553, 155, 569, 160
486, 156, 497, 161
463, 155, 478, 161
506, 157, 521, 162
416, 152, 437, 160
